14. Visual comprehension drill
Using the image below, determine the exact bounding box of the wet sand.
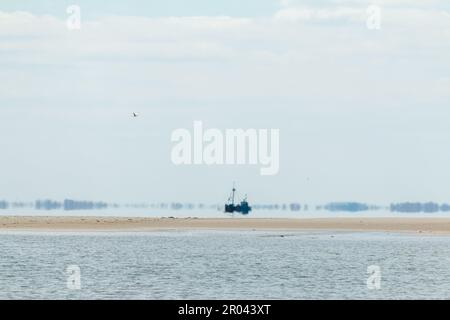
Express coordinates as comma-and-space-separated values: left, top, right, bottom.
1, 216, 450, 234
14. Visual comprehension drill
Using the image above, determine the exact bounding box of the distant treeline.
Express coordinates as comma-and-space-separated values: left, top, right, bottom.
324, 202, 450, 213
323, 202, 372, 212
0, 200, 306, 211
0, 200, 33, 210
323, 202, 450, 213
1, 199, 450, 213
390, 202, 450, 213
0, 201, 8, 209
35, 199, 108, 211
0, 199, 109, 211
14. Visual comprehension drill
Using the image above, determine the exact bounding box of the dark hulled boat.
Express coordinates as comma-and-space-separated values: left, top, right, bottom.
224, 184, 252, 215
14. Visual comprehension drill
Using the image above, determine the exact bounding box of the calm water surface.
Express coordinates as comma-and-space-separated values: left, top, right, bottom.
0, 230, 449, 299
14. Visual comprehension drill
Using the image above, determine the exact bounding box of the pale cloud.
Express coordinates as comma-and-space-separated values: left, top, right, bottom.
273, 6, 364, 22
0, 4, 449, 104
296, 0, 449, 7
1, 6, 449, 61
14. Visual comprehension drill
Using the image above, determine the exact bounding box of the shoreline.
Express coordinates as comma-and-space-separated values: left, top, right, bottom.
1, 216, 450, 234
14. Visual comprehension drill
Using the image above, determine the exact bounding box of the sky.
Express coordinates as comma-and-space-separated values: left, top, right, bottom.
1, 0, 450, 205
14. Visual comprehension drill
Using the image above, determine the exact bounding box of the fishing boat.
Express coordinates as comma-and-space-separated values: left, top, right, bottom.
224, 184, 252, 215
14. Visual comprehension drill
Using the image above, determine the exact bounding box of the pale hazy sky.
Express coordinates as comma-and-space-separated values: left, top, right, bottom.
1, 0, 450, 204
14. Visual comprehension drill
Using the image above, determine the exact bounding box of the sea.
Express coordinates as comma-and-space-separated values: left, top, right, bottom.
1, 228, 450, 299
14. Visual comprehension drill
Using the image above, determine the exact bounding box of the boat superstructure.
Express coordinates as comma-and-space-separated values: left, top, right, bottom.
224, 184, 252, 215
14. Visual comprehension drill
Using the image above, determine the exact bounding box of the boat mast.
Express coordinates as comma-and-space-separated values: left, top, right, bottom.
231, 182, 236, 205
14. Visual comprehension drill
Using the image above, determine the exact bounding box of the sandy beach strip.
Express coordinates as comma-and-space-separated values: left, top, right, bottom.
1, 216, 450, 234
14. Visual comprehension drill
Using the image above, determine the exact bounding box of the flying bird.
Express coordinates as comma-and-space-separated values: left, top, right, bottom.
132, 112, 139, 117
